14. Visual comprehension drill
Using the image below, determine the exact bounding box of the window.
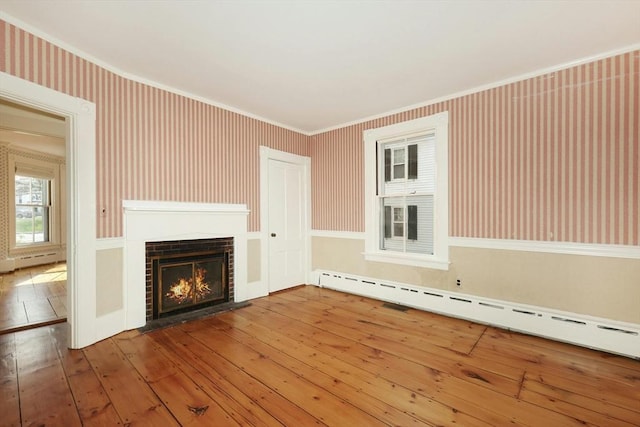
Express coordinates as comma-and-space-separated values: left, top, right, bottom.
8, 153, 62, 254
364, 112, 449, 270
379, 134, 435, 254
15, 175, 51, 244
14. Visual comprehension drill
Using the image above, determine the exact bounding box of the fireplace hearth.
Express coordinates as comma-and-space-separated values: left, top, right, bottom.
146, 237, 234, 320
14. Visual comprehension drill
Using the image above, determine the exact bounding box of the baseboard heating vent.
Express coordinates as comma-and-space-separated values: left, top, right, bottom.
382, 302, 410, 312
450, 296, 472, 304
13, 251, 63, 270
316, 270, 640, 359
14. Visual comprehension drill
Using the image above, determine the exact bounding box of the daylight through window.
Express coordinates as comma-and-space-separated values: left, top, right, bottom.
379, 133, 435, 254
15, 175, 51, 245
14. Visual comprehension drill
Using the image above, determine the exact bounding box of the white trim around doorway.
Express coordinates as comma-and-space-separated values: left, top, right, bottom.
0, 71, 97, 349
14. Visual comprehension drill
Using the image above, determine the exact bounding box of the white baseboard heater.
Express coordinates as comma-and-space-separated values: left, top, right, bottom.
315, 270, 640, 359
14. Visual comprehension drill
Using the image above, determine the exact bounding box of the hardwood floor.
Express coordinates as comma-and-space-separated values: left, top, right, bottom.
0, 263, 67, 333
1, 285, 639, 426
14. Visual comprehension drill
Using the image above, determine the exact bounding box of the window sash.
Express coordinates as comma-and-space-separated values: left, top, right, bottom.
380, 135, 435, 195
380, 195, 433, 255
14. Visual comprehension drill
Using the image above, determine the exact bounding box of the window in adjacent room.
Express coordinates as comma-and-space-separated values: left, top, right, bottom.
363, 112, 449, 270
15, 175, 51, 244
8, 153, 62, 254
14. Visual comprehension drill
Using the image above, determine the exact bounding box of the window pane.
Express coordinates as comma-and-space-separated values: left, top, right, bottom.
392, 148, 405, 179
393, 164, 404, 179
393, 207, 403, 221
380, 197, 404, 251
15, 175, 50, 245
380, 195, 433, 254
393, 148, 405, 163
405, 195, 433, 255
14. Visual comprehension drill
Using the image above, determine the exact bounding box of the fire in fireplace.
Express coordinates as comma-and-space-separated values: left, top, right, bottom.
146, 238, 234, 320
158, 254, 226, 314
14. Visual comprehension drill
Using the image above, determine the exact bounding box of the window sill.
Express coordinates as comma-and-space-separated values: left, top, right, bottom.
363, 251, 450, 270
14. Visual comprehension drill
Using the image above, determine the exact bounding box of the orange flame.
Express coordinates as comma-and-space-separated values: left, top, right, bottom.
165, 267, 212, 304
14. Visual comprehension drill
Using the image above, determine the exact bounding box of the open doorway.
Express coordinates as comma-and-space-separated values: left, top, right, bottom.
0, 99, 67, 333
1, 71, 97, 349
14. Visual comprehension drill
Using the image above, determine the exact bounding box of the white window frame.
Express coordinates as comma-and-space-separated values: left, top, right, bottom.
364, 112, 449, 270
8, 153, 62, 255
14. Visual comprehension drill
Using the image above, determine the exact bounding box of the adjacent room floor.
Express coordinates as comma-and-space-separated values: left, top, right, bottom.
0, 262, 67, 334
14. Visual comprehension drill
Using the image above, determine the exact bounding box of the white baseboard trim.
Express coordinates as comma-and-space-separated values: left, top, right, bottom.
450, 237, 640, 259
236, 280, 268, 302
311, 230, 366, 240
1, 248, 67, 272
96, 237, 125, 250
0, 258, 16, 273
247, 232, 262, 240
314, 269, 640, 359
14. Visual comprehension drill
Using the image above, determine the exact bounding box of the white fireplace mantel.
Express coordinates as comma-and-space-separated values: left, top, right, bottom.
122, 200, 249, 329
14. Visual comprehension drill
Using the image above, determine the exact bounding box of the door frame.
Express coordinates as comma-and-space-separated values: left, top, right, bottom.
259, 146, 311, 294
0, 71, 97, 349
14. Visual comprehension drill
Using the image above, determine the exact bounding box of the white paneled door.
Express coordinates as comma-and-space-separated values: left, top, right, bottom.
268, 159, 306, 292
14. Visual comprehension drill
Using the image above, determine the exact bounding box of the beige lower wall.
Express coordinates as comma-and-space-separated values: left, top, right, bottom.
96, 247, 123, 317
312, 236, 640, 324
94, 238, 261, 318
247, 238, 261, 283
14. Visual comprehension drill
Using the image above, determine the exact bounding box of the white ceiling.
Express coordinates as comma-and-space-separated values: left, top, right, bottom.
0, 100, 66, 157
1, 0, 639, 134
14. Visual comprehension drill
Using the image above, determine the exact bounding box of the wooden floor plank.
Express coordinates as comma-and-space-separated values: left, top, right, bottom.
250, 297, 522, 397
206, 316, 428, 426
214, 311, 494, 427
84, 338, 179, 426
48, 324, 124, 426
152, 371, 242, 426
264, 294, 480, 354
287, 286, 486, 339
0, 263, 67, 334
188, 326, 389, 426
237, 300, 593, 427
0, 333, 21, 427
48, 295, 67, 317
15, 327, 82, 427
521, 374, 640, 426
114, 332, 179, 383
157, 325, 325, 426
6, 286, 640, 426
233, 304, 507, 426
473, 328, 640, 405
151, 331, 283, 427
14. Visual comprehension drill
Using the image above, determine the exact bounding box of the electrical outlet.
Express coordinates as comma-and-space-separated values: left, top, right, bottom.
456, 279, 461, 287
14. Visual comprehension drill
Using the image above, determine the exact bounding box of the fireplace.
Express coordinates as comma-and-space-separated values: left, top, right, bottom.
121, 201, 248, 333
145, 237, 234, 320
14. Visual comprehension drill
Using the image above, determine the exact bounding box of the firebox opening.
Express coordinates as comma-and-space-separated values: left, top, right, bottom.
146, 237, 234, 321
153, 252, 229, 319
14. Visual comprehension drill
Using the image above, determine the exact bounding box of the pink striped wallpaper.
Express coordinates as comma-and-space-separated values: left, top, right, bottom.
2, 20, 638, 245
1, 20, 310, 237
312, 51, 639, 246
